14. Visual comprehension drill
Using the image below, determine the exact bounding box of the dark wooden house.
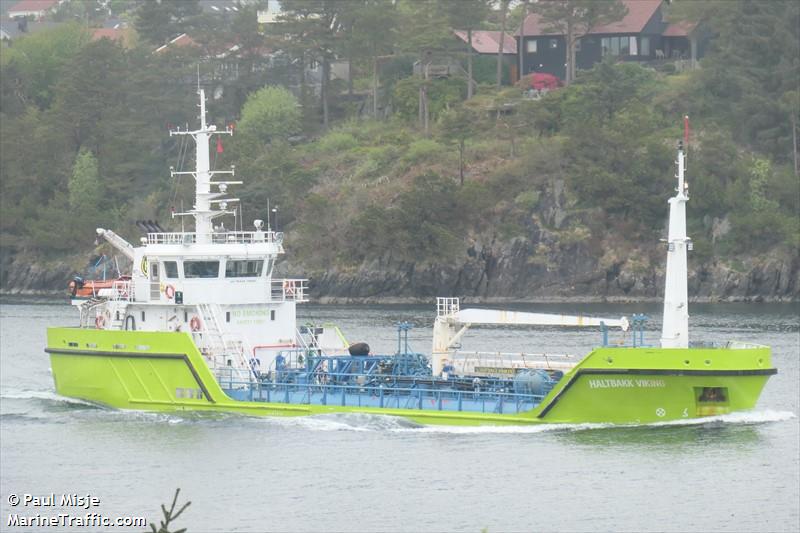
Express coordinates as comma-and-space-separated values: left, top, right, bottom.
515, 0, 706, 81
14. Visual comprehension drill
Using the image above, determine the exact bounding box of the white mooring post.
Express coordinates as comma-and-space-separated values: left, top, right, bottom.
660, 121, 692, 349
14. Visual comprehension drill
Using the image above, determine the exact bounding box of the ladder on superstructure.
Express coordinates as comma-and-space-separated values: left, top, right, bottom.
196, 303, 257, 383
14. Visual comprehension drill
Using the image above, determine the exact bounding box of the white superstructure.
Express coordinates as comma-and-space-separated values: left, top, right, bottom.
80, 90, 309, 381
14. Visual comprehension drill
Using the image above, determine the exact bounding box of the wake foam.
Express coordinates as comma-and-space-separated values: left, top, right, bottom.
0, 389, 98, 408
267, 413, 421, 432
266, 409, 796, 435
650, 409, 796, 427
2, 389, 792, 433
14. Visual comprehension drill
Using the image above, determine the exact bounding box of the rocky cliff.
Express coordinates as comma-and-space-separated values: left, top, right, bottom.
294, 236, 799, 303
3, 238, 797, 302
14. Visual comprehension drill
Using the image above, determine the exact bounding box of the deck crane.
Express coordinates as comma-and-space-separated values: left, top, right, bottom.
95, 228, 135, 261
431, 298, 629, 376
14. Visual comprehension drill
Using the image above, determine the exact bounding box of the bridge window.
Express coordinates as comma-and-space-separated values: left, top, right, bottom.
184, 261, 220, 278
164, 261, 179, 278
226, 259, 264, 278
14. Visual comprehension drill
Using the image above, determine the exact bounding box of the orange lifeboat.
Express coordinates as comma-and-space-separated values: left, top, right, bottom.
68, 276, 131, 300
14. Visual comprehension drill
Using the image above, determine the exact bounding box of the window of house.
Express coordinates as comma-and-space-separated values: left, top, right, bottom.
526, 39, 537, 53
574, 38, 582, 52
184, 261, 220, 278
225, 260, 264, 278
620, 36, 630, 55
549, 39, 558, 49
640, 36, 650, 56
164, 261, 179, 279
601, 36, 638, 57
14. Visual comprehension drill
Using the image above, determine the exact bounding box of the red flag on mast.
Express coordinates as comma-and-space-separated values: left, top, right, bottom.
216, 136, 224, 154
683, 115, 690, 147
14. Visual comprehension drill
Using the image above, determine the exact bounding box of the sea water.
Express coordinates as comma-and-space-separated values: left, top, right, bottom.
1, 300, 797, 532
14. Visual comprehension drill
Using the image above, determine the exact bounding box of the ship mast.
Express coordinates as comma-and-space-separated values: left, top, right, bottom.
170, 88, 238, 244
660, 117, 692, 349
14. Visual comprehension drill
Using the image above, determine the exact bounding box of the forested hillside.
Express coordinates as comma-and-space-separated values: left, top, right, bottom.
1, 0, 798, 300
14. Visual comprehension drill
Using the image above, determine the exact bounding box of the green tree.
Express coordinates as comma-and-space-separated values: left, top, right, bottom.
396, 0, 453, 134
277, 0, 351, 130
531, 0, 627, 85
438, 0, 492, 99
28, 149, 105, 253
52, 39, 127, 152
69, 149, 103, 213
392, 76, 463, 122
559, 60, 658, 129
496, 0, 510, 88
237, 86, 302, 144
134, 0, 201, 46
748, 159, 779, 213
685, 1, 799, 162
0, 23, 90, 110
345, 0, 398, 118
439, 106, 477, 185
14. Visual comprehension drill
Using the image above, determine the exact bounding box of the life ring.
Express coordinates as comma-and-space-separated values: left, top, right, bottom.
189, 316, 202, 332
95, 314, 106, 329
283, 280, 295, 296
164, 284, 176, 299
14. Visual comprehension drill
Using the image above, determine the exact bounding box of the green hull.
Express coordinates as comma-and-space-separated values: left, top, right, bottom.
46, 327, 776, 426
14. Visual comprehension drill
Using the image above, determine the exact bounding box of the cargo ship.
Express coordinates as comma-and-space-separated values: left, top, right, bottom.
45, 93, 776, 426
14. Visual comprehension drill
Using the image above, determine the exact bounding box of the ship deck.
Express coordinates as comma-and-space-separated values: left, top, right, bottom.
219, 377, 553, 415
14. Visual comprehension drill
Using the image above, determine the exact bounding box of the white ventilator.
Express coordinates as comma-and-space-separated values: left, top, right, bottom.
660, 123, 692, 349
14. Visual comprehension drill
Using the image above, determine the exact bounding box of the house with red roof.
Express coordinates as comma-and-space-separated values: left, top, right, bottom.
6, 0, 60, 21
454, 30, 517, 56
515, 0, 705, 81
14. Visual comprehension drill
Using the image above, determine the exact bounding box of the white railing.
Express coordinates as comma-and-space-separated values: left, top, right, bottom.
270, 279, 309, 302
111, 279, 134, 301
452, 351, 578, 374
147, 231, 284, 245
96, 280, 134, 302
725, 341, 769, 350
437, 297, 460, 317
195, 303, 257, 385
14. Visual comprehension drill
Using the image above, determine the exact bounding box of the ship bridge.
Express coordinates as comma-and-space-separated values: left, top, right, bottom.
119, 227, 305, 306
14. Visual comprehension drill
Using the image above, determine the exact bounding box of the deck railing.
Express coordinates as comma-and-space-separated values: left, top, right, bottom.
270, 279, 308, 302
109, 279, 134, 302
146, 231, 284, 245
220, 379, 546, 415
